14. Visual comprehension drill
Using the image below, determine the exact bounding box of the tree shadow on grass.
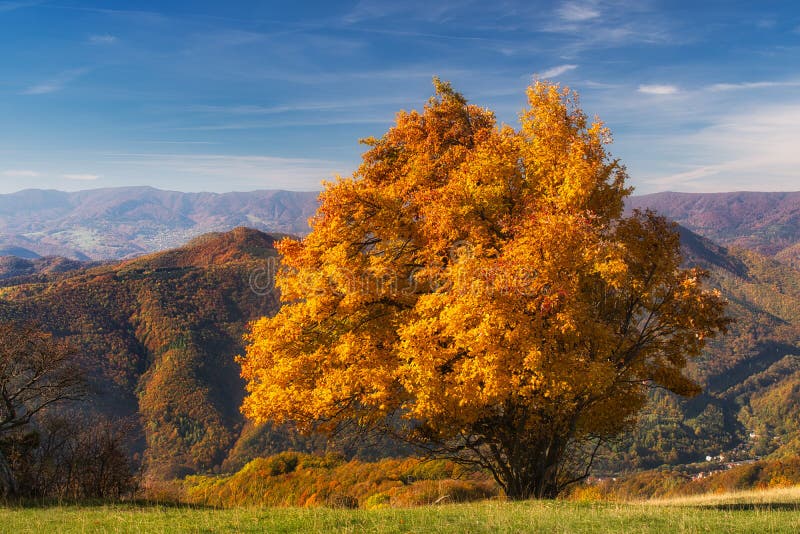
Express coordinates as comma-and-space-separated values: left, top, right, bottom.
697, 503, 800, 512
0, 498, 222, 510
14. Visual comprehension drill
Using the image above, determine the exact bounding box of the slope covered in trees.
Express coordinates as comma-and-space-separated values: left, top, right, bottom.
600, 225, 800, 472
0, 228, 290, 481
0, 223, 798, 484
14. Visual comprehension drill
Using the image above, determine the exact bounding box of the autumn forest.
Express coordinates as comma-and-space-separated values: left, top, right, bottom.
1, 81, 799, 521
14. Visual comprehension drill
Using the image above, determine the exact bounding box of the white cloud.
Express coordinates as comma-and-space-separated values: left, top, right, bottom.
708, 81, 800, 92
191, 95, 413, 116
541, 2, 674, 54
171, 117, 388, 131
101, 153, 342, 190
557, 1, 600, 22
637, 84, 679, 95
341, 1, 459, 25
89, 34, 118, 45
537, 64, 578, 79
643, 165, 724, 189
22, 68, 89, 95
643, 103, 800, 192
0, 1, 41, 13
2, 169, 40, 177
23, 83, 62, 95
63, 173, 100, 181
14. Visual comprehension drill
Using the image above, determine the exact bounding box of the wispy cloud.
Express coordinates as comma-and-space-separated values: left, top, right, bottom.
644, 103, 800, 191
89, 34, 118, 45
581, 80, 623, 89
644, 165, 724, 189
51, 5, 168, 25
2, 169, 40, 177
232, 64, 472, 86
341, 0, 404, 24
540, 1, 676, 54
141, 140, 219, 145
557, 1, 600, 22
103, 153, 342, 190
537, 64, 578, 79
63, 173, 100, 181
193, 29, 265, 49
171, 116, 388, 131
342, 25, 495, 44
638, 84, 679, 95
22, 67, 90, 95
0, 1, 41, 13
191, 96, 415, 116
341, 0, 460, 25
708, 81, 800, 92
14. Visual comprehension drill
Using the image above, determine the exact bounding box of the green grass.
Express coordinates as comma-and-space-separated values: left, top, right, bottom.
1, 488, 800, 533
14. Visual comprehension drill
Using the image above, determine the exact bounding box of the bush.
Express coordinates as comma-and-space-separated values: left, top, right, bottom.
184, 452, 498, 508
568, 485, 606, 502
363, 492, 391, 509
2, 412, 138, 500
326, 494, 359, 509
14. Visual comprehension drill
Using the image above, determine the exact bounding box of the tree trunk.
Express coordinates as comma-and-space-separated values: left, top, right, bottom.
0, 448, 18, 498
504, 470, 560, 500
501, 437, 564, 500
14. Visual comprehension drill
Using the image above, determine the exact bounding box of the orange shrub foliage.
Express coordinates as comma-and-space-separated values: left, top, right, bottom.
183, 452, 498, 508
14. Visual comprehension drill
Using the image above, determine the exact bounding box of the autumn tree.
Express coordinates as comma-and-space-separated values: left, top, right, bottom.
0, 322, 86, 497
239, 80, 729, 499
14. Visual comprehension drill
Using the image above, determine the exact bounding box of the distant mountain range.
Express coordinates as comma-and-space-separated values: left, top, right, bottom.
628, 191, 800, 269
1, 188, 798, 266
0, 187, 320, 260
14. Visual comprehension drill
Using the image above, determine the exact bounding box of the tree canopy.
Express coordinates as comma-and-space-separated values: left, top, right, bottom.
239, 80, 729, 499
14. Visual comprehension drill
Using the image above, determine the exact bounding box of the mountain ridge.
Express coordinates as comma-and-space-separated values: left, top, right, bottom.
0, 187, 320, 260
2, 187, 799, 264
627, 191, 800, 260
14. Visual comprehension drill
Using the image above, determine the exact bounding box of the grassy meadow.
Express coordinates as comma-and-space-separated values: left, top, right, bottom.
2, 487, 800, 533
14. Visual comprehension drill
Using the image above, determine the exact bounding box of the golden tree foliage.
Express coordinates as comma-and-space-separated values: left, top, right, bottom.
239, 80, 728, 499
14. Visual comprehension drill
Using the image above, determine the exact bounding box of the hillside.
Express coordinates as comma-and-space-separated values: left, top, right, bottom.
0, 228, 291, 481
0, 187, 319, 260
628, 191, 800, 261
2, 222, 800, 482
0, 255, 92, 280
600, 223, 800, 472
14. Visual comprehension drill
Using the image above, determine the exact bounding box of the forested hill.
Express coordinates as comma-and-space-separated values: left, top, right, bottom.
1, 223, 800, 480
603, 222, 800, 471
0, 227, 286, 481
0, 187, 319, 260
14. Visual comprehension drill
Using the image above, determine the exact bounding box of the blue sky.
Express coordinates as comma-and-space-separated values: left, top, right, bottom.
0, 0, 798, 194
